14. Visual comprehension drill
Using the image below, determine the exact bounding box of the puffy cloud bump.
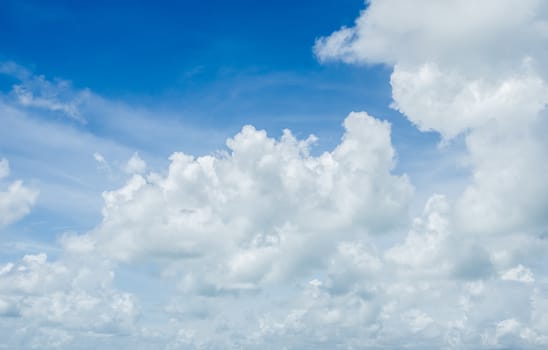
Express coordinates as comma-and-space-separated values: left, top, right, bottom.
0, 158, 38, 228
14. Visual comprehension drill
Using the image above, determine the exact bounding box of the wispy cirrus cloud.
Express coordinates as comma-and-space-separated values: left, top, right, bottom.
1, 61, 89, 123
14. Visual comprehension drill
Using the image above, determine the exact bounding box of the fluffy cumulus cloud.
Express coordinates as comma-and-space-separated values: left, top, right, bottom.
0, 158, 39, 228
314, 0, 548, 69
91, 111, 412, 277
123, 152, 147, 174
308, 0, 548, 348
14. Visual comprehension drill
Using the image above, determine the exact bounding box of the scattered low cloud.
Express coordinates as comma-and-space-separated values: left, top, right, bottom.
316, 0, 548, 234
0, 252, 138, 348
0, 158, 39, 228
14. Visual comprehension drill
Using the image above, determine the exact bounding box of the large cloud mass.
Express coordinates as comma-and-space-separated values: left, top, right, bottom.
316, 0, 548, 235
91, 112, 413, 283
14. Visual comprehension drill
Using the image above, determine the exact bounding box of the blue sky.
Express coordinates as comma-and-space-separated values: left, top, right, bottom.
1, 1, 547, 349
1, 0, 361, 92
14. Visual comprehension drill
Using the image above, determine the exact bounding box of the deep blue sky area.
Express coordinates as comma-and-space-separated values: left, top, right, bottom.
0, 0, 364, 95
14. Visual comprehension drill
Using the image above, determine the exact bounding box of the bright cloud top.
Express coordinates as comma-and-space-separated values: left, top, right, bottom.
314, 0, 548, 68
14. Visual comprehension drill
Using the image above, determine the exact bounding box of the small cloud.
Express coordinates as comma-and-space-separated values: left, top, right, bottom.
93, 152, 106, 164
401, 309, 434, 333
93, 152, 111, 173
0, 158, 39, 228
501, 265, 535, 283
1, 61, 90, 123
123, 152, 147, 174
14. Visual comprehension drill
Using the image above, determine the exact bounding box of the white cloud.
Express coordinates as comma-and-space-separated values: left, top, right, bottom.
3, 111, 413, 348
0, 159, 39, 228
1, 62, 90, 122
93, 152, 107, 165
501, 265, 535, 283
123, 152, 147, 174
91, 112, 413, 279
401, 309, 434, 333
315, 0, 548, 69
389, 61, 548, 139
55, 111, 545, 349
388, 63, 548, 236
0, 253, 138, 348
